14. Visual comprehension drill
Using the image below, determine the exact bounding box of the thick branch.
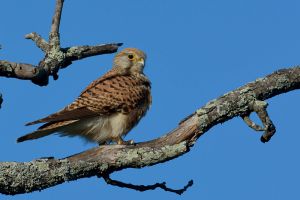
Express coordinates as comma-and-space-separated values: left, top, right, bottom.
0, 0, 122, 86
0, 67, 299, 195
0, 61, 44, 81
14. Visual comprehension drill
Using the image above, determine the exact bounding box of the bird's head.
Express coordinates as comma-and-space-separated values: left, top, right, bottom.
113, 48, 147, 74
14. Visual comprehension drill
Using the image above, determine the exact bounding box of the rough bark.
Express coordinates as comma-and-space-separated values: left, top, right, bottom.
0, 67, 299, 195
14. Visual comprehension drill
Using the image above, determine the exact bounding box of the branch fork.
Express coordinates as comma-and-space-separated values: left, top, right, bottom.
0, 0, 122, 86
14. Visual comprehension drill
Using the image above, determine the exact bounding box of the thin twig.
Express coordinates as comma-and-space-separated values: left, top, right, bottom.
241, 114, 265, 131
62, 43, 123, 67
241, 100, 276, 143
49, 0, 64, 47
25, 32, 49, 52
252, 101, 276, 143
51, 0, 63, 34
102, 174, 193, 195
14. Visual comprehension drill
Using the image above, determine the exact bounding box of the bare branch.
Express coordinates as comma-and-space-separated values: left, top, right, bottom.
0, 142, 189, 195
62, 43, 123, 68
252, 101, 276, 143
241, 115, 265, 131
0, 67, 299, 195
241, 101, 276, 142
49, 0, 64, 47
25, 32, 49, 52
0, 0, 122, 86
102, 174, 193, 195
0, 60, 45, 81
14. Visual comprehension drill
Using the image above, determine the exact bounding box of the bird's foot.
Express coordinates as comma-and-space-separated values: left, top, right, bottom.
116, 137, 134, 145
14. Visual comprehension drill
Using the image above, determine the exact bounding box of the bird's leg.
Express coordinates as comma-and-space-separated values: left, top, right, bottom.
115, 136, 134, 145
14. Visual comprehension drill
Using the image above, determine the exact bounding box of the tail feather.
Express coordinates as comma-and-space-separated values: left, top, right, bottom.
17, 129, 56, 143
25, 107, 96, 126
18, 120, 77, 143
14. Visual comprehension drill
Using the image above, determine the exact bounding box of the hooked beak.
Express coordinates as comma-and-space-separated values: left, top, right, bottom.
138, 58, 145, 66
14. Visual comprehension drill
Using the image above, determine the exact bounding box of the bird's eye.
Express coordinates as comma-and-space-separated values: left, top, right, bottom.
128, 54, 134, 60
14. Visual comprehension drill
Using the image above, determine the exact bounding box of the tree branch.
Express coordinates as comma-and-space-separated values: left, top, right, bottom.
25, 32, 49, 52
242, 100, 276, 143
0, 67, 299, 195
0, 0, 122, 86
240, 100, 276, 142
241, 115, 265, 131
102, 174, 193, 195
49, 0, 64, 47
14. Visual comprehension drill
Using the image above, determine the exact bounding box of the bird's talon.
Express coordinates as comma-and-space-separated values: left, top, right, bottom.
128, 140, 134, 145
116, 137, 134, 145
121, 140, 135, 145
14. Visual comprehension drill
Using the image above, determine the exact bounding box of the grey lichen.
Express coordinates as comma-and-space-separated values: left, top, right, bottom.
66, 46, 80, 57
239, 86, 252, 94
196, 108, 208, 116
114, 142, 188, 168
33, 143, 189, 188
253, 100, 268, 110
197, 114, 209, 130
45, 48, 65, 63
99, 162, 109, 171
275, 76, 290, 88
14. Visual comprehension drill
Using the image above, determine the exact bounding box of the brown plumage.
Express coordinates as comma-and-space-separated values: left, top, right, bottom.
17, 48, 151, 145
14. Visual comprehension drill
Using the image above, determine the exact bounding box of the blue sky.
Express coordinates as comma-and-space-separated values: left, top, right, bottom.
1, 0, 300, 199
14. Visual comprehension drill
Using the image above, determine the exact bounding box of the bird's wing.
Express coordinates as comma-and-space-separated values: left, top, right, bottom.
25, 107, 97, 126
72, 73, 151, 115
26, 70, 151, 126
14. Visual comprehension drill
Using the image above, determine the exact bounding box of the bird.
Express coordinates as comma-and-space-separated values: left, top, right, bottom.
17, 48, 151, 145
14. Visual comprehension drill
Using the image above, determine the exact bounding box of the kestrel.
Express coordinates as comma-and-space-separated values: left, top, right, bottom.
17, 48, 151, 145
